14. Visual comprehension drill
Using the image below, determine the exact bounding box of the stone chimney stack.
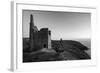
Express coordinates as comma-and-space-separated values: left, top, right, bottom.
29, 14, 34, 51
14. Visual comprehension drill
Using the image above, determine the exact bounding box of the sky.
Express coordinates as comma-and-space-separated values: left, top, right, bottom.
22, 10, 91, 40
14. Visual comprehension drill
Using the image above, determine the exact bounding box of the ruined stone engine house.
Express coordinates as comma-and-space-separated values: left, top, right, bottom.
29, 14, 51, 51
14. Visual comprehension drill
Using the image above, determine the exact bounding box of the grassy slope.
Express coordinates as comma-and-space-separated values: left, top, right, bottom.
23, 38, 90, 62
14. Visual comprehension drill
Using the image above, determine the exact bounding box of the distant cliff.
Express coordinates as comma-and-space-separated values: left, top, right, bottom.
52, 40, 90, 60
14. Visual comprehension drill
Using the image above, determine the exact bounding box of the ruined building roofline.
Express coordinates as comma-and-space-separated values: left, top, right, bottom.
40, 28, 48, 30
40, 28, 51, 31
30, 14, 51, 32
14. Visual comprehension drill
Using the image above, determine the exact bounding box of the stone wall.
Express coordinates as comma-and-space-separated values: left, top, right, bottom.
29, 14, 52, 52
